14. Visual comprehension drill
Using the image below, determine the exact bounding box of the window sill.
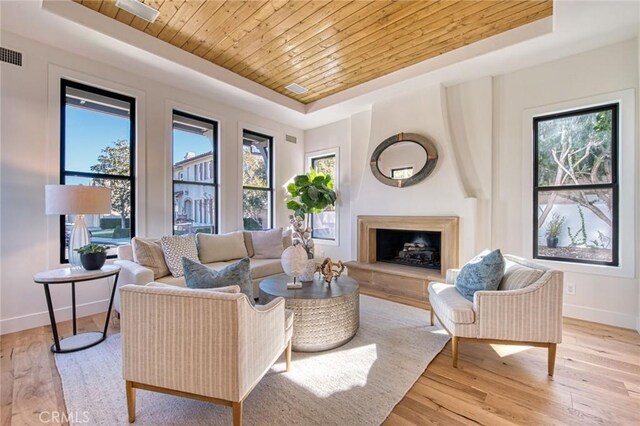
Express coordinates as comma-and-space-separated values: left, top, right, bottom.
532, 257, 634, 279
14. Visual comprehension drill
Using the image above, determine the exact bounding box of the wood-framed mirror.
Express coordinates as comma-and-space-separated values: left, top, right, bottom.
370, 133, 438, 188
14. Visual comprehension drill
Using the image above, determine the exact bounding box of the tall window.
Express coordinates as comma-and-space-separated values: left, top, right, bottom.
309, 153, 337, 240
60, 79, 135, 262
172, 110, 218, 235
534, 104, 618, 266
242, 130, 273, 230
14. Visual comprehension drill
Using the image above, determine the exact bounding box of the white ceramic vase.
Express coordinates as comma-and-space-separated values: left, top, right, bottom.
281, 245, 308, 278
298, 259, 316, 282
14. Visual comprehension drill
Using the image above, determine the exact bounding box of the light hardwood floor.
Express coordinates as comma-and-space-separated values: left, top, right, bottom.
1, 291, 639, 426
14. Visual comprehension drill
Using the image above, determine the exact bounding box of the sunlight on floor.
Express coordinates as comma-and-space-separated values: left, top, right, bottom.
278, 344, 379, 398
431, 329, 449, 335
490, 344, 532, 357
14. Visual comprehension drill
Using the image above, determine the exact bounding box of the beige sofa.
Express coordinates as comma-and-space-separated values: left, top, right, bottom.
113, 231, 291, 313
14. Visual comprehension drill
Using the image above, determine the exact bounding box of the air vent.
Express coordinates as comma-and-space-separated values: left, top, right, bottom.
285, 134, 297, 144
116, 0, 160, 23
0, 47, 22, 66
285, 83, 308, 95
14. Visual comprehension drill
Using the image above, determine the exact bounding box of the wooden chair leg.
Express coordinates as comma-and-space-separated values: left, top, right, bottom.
548, 343, 557, 377
232, 401, 243, 426
126, 381, 136, 423
430, 309, 435, 326
452, 336, 459, 368
285, 339, 292, 372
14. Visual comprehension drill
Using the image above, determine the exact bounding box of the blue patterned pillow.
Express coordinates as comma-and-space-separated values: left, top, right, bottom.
182, 257, 254, 304
455, 249, 505, 302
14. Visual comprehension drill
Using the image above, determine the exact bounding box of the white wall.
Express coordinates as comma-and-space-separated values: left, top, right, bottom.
304, 39, 639, 330
493, 39, 639, 329
0, 31, 304, 334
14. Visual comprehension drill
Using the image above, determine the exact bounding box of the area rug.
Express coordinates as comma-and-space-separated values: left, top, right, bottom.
55, 295, 449, 425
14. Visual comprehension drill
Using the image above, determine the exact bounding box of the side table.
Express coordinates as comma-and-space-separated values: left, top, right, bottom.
33, 265, 120, 353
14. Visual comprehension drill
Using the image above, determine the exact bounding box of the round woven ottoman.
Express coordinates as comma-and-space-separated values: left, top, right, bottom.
259, 274, 360, 352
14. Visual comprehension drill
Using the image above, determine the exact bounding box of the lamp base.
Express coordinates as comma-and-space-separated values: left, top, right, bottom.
69, 215, 90, 268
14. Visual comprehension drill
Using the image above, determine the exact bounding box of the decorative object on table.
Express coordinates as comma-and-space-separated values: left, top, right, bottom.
370, 132, 439, 188
288, 215, 317, 282
45, 185, 112, 267
75, 243, 108, 270
33, 265, 120, 353
316, 257, 345, 285
545, 212, 565, 248
280, 244, 308, 288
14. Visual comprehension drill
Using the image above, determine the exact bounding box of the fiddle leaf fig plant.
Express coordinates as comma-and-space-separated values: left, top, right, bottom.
286, 169, 337, 219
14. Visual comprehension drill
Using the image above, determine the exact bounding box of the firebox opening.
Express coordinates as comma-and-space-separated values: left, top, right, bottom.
376, 229, 441, 271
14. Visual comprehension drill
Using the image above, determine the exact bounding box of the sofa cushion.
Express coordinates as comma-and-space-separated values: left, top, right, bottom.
498, 260, 544, 291
131, 238, 170, 279
250, 228, 285, 259
429, 282, 475, 324
182, 257, 254, 302
455, 249, 505, 302
160, 234, 200, 277
244, 229, 292, 257
249, 258, 284, 279
197, 231, 248, 263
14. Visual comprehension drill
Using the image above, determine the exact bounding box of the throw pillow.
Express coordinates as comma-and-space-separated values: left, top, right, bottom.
182, 257, 254, 303
244, 229, 291, 257
160, 234, 200, 277
498, 259, 544, 291
197, 231, 248, 263
250, 228, 285, 259
455, 249, 505, 302
131, 238, 170, 279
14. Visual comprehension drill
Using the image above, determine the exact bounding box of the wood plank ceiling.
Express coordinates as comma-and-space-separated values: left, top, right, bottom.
75, 0, 553, 104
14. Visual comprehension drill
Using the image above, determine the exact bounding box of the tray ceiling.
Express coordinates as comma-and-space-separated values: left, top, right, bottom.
74, 0, 553, 104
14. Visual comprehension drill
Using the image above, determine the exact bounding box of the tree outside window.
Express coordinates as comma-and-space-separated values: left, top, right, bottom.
534, 104, 618, 265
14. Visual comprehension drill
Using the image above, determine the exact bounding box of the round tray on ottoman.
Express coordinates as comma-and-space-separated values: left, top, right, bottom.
259, 273, 360, 352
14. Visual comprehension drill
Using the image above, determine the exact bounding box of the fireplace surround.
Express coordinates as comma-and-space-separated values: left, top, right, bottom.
346, 216, 459, 301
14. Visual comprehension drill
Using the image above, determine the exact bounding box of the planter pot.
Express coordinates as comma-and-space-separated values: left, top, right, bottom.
298, 259, 316, 282
546, 236, 559, 248
80, 252, 107, 270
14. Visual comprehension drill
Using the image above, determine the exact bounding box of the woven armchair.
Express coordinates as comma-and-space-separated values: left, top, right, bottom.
119, 283, 293, 425
428, 255, 563, 375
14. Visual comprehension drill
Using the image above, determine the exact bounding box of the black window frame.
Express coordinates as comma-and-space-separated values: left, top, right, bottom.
171, 109, 219, 235
242, 129, 274, 230
533, 103, 619, 267
310, 153, 337, 241
59, 79, 136, 264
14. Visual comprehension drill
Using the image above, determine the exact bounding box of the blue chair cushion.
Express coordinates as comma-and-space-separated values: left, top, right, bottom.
455, 249, 505, 302
182, 257, 254, 304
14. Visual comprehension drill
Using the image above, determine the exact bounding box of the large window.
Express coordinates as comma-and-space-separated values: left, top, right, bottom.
60, 79, 135, 262
242, 130, 273, 230
172, 111, 218, 235
534, 104, 618, 266
309, 153, 337, 240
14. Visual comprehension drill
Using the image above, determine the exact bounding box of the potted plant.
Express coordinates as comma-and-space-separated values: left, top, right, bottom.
285, 170, 337, 281
545, 212, 565, 248
75, 243, 108, 270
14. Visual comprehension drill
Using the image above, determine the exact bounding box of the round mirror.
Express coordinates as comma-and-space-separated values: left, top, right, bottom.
370, 133, 438, 187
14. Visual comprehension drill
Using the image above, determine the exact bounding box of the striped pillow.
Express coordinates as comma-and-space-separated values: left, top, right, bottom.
498, 263, 544, 291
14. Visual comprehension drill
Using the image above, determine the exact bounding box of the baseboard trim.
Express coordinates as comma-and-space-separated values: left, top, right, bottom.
0, 298, 110, 335
563, 303, 638, 330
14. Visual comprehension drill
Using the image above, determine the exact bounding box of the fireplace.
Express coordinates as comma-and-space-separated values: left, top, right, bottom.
376, 229, 441, 271
346, 216, 459, 301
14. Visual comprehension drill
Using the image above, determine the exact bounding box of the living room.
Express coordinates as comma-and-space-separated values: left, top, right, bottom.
1, 0, 639, 425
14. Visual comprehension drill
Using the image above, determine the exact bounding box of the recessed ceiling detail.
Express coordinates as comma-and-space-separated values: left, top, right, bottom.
74, 0, 553, 104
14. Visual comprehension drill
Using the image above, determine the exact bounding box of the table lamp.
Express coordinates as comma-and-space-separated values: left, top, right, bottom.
45, 185, 112, 267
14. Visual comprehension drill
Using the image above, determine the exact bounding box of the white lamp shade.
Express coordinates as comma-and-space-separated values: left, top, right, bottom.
45, 185, 112, 215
